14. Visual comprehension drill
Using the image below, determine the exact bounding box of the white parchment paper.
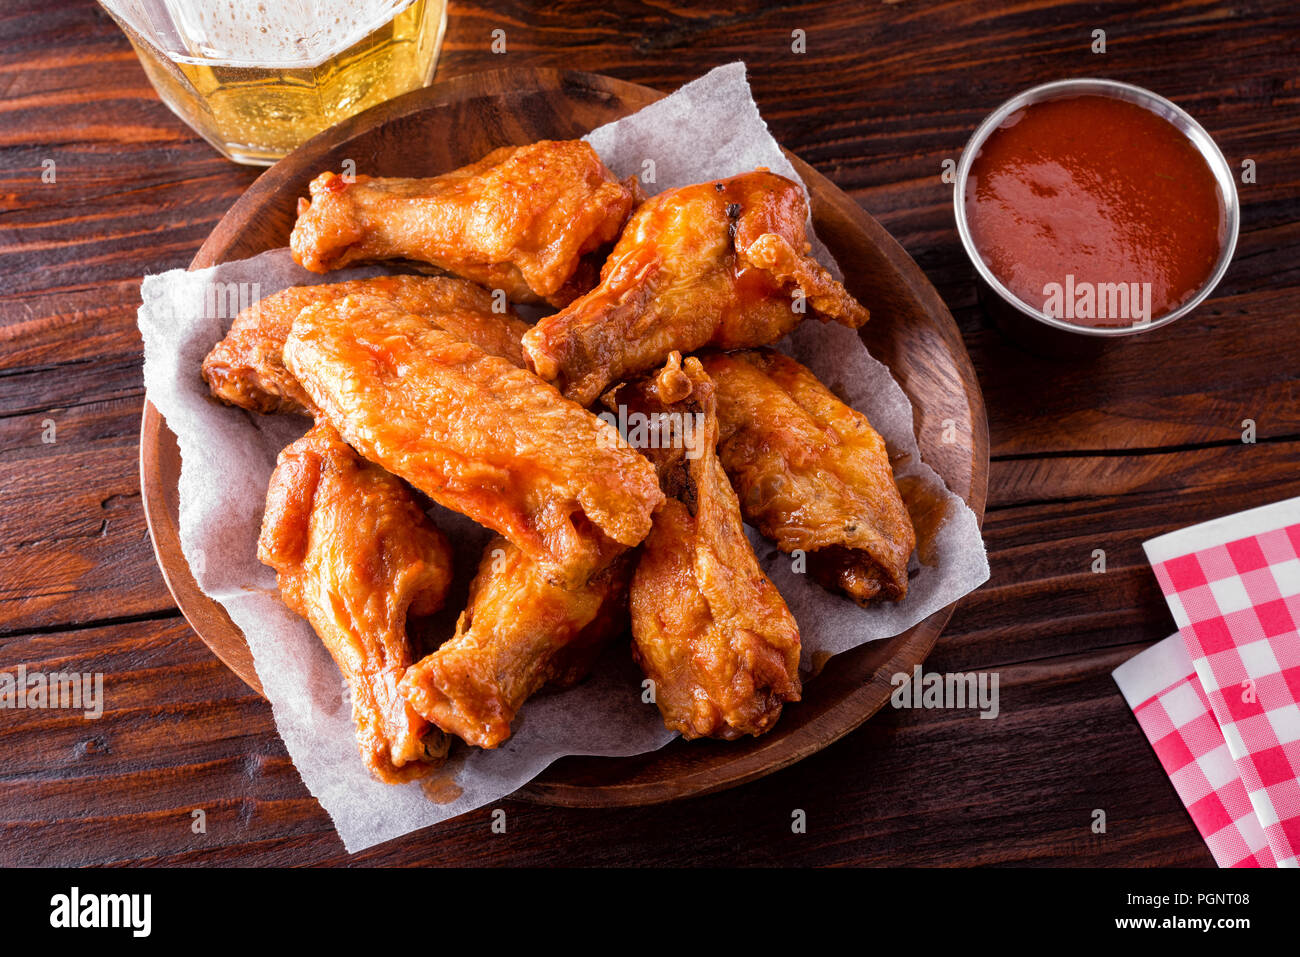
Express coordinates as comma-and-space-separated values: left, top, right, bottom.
138, 62, 989, 852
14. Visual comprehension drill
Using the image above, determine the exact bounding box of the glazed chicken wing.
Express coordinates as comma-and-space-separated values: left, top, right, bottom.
289, 140, 640, 306
522, 170, 870, 405
610, 353, 801, 740
202, 274, 529, 416
400, 538, 632, 749
701, 349, 916, 605
258, 422, 453, 783
283, 295, 663, 583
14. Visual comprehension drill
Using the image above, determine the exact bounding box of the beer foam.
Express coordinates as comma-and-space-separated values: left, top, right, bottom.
167, 0, 412, 67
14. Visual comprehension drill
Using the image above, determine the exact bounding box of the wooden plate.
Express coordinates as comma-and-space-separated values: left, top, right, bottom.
140, 67, 988, 807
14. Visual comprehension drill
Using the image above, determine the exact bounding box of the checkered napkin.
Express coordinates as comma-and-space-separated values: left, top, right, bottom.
1114, 635, 1276, 866
1114, 496, 1300, 867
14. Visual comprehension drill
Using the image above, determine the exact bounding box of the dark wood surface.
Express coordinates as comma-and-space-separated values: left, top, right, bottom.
1, 0, 1296, 866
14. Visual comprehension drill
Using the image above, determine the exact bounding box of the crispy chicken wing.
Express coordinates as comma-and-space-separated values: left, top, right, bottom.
289, 140, 640, 306
283, 295, 663, 583
701, 349, 916, 604
257, 422, 453, 783
202, 274, 529, 416
609, 354, 801, 740
399, 538, 632, 749
522, 170, 870, 405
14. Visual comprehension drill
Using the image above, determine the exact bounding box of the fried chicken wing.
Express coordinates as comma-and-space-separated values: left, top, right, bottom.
257, 422, 453, 783
610, 353, 801, 740
283, 295, 663, 583
700, 349, 916, 605
202, 274, 529, 416
522, 170, 870, 405
399, 538, 632, 749
289, 140, 640, 306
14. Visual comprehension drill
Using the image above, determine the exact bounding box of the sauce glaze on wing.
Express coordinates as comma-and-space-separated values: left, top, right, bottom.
701, 348, 916, 605
611, 353, 802, 740
283, 294, 664, 584
258, 422, 453, 783
522, 170, 869, 405
399, 538, 632, 749
202, 274, 530, 416
289, 140, 641, 307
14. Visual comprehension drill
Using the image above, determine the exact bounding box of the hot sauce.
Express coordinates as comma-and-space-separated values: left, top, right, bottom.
965, 94, 1225, 326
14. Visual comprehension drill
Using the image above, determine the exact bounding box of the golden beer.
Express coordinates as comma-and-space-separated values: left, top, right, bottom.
101, 1, 447, 165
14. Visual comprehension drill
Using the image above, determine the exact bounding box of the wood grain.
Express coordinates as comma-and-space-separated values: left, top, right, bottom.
1, 0, 1297, 865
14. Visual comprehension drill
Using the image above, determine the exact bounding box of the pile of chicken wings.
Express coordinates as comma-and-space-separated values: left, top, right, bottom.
201, 139, 916, 782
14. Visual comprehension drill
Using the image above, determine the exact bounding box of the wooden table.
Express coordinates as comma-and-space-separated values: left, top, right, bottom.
2, 0, 1296, 867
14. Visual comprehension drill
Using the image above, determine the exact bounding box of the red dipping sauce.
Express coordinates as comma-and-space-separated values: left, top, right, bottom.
964, 94, 1225, 327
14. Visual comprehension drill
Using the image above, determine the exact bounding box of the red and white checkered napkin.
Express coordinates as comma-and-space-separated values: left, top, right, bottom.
1114, 635, 1276, 866
1119, 496, 1300, 867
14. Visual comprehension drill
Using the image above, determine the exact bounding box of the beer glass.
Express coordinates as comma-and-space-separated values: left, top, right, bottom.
97, 1, 448, 165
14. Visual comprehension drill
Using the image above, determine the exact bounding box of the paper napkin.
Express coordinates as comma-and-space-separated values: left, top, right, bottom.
1115, 496, 1300, 867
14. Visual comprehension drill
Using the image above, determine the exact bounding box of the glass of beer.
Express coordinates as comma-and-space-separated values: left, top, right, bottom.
97, 1, 448, 165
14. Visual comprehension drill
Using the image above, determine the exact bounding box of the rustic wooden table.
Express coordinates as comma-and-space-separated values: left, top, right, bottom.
2, 0, 1296, 867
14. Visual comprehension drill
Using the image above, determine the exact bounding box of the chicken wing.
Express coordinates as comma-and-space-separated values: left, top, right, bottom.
609, 353, 801, 740
258, 422, 453, 783
289, 140, 640, 306
522, 170, 870, 406
201, 274, 529, 416
400, 538, 633, 749
283, 295, 663, 583
700, 349, 915, 605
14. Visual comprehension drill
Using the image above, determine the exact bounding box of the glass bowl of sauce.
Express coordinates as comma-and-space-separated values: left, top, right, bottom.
954, 79, 1238, 343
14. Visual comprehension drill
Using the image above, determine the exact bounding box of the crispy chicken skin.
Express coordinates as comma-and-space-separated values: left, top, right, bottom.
522, 170, 870, 406
289, 140, 640, 306
400, 538, 633, 749
700, 349, 916, 605
283, 295, 663, 583
611, 354, 802, 740
201, 275, 529, 416
257, 422, 453, 783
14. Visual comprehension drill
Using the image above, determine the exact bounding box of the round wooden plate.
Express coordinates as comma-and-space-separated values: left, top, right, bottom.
140, 67, 988, 807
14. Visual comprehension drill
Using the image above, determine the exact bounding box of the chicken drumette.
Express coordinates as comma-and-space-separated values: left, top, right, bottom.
289, 140, 641, 306
523, 170, 869, 406
400, 538, 633, 749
